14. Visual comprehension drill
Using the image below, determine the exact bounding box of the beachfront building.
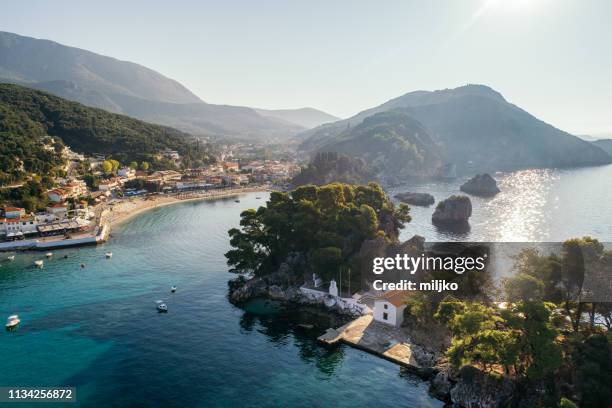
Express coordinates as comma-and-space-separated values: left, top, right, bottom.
0, 208, 38, 239
1, 207, 26, 219
98, 178, 121, 192
373, 291, 408, 327
0, 208, 37, 239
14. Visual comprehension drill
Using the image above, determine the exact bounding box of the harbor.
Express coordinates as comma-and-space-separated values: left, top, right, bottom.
0, 186, 266, 252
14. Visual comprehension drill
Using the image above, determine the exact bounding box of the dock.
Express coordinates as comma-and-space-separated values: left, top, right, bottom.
318, 315, 421, 368
0, 222, 110, 252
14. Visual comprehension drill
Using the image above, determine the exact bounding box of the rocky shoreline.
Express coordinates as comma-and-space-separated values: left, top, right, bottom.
228, 273, 516, 407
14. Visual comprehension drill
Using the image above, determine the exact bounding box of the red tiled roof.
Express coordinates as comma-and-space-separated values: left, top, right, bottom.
378, 290, 411, 307
3, 207, 24, 212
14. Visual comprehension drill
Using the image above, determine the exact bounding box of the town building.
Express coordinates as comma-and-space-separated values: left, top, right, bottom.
47, 188, 69, 203
98, 178, 121, 192
46, 203, 69, 219
2, 207, 26, 219
118, 167, 136, 179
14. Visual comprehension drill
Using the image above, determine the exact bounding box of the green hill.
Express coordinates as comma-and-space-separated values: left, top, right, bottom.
0, 83, 210, 184
309, 111, 442, 183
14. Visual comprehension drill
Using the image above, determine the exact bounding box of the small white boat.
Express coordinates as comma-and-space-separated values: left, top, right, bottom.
105, 252, 113, 259
34, 260, 44, 268
7, 255, 15, 261
156, 300, 168, 313
6, 315, 20, 330
45, 252, 53, 258
171, 286, 177, 293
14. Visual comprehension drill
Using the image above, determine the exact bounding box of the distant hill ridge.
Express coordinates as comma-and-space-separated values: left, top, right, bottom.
300, 85, 611, 176
592, 139, 612, 156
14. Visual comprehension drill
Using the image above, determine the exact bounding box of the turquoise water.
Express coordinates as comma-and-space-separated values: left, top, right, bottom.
0, 194, 442, 408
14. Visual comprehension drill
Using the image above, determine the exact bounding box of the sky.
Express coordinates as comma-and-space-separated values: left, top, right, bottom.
2, 0, 611, 136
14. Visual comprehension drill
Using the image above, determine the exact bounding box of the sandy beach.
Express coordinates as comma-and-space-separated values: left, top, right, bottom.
103, 187, 268, 227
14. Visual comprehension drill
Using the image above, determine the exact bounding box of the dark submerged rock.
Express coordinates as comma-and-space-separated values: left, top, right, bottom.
395, 192, 435, 206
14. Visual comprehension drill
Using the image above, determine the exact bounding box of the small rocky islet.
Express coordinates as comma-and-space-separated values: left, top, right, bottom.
459, 173, 500, 197
431, 195, 472, 226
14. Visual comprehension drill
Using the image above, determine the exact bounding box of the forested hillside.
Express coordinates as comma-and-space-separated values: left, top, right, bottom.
0, 83, 211, 184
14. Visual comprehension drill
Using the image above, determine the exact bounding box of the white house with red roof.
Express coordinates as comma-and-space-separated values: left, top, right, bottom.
373, 291, 409, 327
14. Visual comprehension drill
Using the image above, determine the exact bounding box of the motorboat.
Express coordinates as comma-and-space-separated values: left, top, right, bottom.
80, 263, 85, 268
256, 196, 261, 199
34, 260, 44, 268
7, 255, 15, 261
171, 286, 177, 293
6, 315, 20, 330
234, 199, 240, 203
45, 252, 53, 258
105, 252, 113, 258
156, 300, 168, 313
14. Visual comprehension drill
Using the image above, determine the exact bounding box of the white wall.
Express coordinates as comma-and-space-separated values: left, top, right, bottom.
373, 300, 406, 327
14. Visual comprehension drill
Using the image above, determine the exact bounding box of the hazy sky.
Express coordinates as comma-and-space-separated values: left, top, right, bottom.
2, 0, 611, 135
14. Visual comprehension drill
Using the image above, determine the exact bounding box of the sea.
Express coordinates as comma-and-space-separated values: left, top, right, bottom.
1, 164, 611, 407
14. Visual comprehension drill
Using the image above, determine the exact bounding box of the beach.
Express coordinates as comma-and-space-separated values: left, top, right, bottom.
103, 186, 269, 227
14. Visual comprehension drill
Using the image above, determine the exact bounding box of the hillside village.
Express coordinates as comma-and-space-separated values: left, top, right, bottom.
1, 142, 299, 242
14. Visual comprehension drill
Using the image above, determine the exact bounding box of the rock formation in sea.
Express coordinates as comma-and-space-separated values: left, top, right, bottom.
394, 192, 435, 207
431, 195, 472, 226
459, 173, 500, 197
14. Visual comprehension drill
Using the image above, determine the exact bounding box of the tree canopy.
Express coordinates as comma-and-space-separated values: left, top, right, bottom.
225, 182, 411, 283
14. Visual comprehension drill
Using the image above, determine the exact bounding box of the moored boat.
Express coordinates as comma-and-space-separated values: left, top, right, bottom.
171, 285, 177, 293
156, 300, 168, 313
34, 260, 44, 268
45, 252, 53, 258
7, 255, 15, 261
105, 252, 113, 258
6, 315, 20, 330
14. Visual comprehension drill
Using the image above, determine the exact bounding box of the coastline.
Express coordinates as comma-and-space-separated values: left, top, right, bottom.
105, 186, 269, 228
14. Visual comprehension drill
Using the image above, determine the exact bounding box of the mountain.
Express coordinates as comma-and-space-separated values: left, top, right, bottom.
592, 139, 612, 156
300, 85, 612, 174
0, 31, 300, 141
0, 83, 211, 178
253, 107, 339, 129
0, 31, 200, 104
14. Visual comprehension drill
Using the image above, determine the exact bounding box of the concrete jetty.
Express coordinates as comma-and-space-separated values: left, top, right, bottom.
318, 315, 421, 368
